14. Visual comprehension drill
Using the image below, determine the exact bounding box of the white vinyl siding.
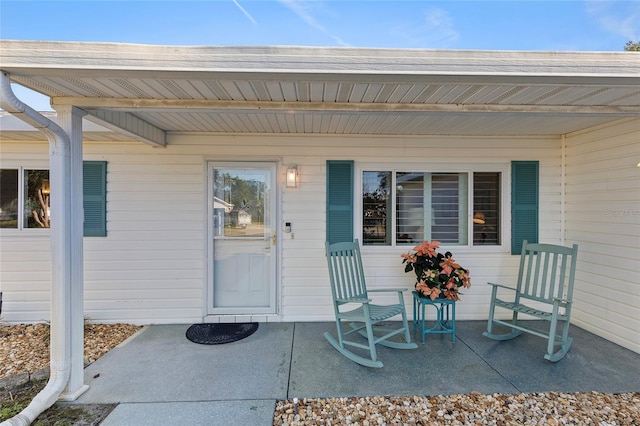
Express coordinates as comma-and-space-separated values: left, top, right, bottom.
0, 133, 578, 327
564, 118, 640, 354
85, 145, 205, 323
0, 238, 52, 321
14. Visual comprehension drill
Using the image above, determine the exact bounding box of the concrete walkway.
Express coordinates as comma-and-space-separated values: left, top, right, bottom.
74, 321, 640, 425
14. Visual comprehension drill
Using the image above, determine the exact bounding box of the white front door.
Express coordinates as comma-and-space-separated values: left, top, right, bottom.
208, 162, 277, 314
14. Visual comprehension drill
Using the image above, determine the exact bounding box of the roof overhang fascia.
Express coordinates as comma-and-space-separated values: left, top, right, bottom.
2, 40, 639, 76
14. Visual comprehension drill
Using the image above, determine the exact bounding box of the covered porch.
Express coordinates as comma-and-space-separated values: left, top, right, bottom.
0, 42, 638, 419
78, 321, 640, 425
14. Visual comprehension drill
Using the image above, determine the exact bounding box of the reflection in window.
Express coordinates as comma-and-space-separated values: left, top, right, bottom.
473, 172, 501, 245
362, 171, 390, 245
0, 169, 19, 228
213, 168, 268, 238
24, 170, 50, 228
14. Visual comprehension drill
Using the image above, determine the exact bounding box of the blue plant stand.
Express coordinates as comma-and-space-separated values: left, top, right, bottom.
412, 291, 456, 343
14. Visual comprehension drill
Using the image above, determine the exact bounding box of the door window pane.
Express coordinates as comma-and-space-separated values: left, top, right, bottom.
473, 172, 501, 245
24, 170, 50, 229
0, 169, 19, 228
213, 168, 268, 238
362, 171, 391, 245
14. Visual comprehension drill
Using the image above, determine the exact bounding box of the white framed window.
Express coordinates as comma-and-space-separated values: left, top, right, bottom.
357, 164, 507, 247
0, 167, 50, 230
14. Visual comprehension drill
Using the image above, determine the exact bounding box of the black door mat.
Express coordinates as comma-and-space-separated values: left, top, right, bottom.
185, 323, 259, 345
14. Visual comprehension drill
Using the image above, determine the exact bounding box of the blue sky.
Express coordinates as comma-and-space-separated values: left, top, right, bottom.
2, 1, 638, 50
1, 0, 639, 109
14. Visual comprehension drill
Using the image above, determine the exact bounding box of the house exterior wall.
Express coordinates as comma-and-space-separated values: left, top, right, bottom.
1, 133, 566, 326
564, 118, 640, 354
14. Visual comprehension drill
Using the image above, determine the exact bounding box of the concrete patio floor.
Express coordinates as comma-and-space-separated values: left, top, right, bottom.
73, 321, 640, 425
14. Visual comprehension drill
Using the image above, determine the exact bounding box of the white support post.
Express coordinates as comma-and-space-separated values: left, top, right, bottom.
44, 109, 73, 405
55, 105, 89, 400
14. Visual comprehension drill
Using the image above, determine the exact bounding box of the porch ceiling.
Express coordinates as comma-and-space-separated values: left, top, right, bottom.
1, 41, 639, 145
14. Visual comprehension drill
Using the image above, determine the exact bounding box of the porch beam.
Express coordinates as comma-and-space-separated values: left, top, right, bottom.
82, 109, 167, 147
52, 97, 640, 116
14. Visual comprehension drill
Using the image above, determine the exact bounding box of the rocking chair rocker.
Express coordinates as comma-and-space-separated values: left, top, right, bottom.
324, 240, 417, 368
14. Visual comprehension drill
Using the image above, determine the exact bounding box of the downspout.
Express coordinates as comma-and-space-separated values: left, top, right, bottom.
0, 72, 72, 426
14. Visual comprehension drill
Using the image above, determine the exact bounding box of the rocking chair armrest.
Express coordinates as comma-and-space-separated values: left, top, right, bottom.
368, 288, 408, 294
487, 282, 517, 291
336, 297, 371, 304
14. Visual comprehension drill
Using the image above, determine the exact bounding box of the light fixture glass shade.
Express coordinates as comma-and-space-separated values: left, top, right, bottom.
41, 179, 51, 195
286, 165, 298, 188
473, 211, 486, 224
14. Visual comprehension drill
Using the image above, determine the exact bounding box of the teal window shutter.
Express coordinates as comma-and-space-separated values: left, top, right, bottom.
326, 160, 354, 244
511, 161, 538, 254
83, 161, 107, 237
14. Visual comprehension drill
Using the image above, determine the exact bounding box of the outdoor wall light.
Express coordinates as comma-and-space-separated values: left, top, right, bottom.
286, 165, 298, 188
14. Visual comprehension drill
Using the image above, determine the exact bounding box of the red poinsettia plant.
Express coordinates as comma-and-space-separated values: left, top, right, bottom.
401, 240, 471, 301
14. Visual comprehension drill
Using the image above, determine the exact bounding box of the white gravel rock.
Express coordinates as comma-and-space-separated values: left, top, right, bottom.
274, 392, 640, 425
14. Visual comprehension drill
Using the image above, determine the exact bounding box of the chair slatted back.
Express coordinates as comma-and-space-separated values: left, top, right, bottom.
516, 240, 579, 303
326, 240, 368, 302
